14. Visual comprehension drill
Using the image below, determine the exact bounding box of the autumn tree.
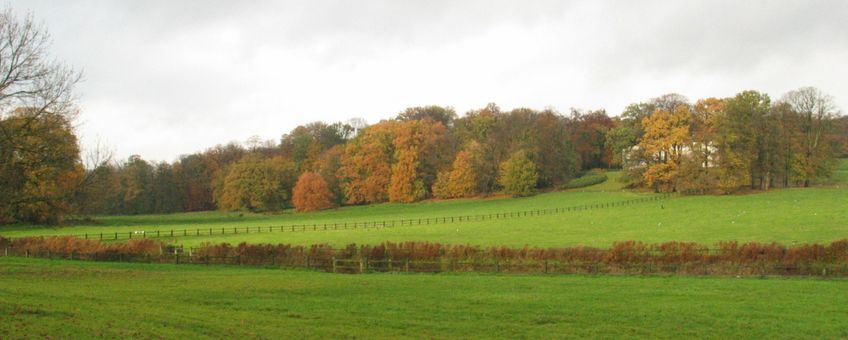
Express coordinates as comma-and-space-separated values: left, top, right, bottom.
337, 121, 398, 204
292, 172, 336, 212
313, 144, 346, 205
388, 119, 449, 202
677, 98, 724, 193
498, 151, 539, 197
0, 109, 83, 224
397, 106, 457, 127
216, 155, 297, 212
638, 106, 691, 192
0, 9, 82, 224
118, 155, 155, 214
433, 150, 477, 199
281, 121, 353, 172
568, 109, 615, 169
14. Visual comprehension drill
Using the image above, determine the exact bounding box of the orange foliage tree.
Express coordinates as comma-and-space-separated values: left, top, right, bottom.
292, 172, 336, 212
388, 119, 448, 203
337, 121, 398, 204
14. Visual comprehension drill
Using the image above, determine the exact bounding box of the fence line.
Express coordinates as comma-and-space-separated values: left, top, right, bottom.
12, 193, 674, 242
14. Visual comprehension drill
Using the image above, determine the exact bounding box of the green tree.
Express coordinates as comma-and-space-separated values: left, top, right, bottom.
498, 151, 539, 197
717, 91, 771, 192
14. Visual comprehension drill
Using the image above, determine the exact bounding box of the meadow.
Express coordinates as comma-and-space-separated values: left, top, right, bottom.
2, 170, 847, 248
1, 257, 847, 339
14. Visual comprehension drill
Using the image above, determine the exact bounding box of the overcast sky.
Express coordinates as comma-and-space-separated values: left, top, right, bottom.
12, 0, 848, 163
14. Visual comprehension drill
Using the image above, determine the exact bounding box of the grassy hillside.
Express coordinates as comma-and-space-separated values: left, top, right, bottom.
2, 170, 846, 248
1, 257, 847, 338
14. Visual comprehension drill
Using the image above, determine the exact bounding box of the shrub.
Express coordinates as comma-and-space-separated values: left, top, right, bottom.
561, 172, 608, 189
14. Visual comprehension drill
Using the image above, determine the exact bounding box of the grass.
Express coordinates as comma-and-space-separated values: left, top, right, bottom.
2, 170, 847, 248
1, 257, 847, 338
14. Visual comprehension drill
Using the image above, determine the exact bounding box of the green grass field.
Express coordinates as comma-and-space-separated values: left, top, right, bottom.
1, 257, 846, 338
2, 170, 847, 248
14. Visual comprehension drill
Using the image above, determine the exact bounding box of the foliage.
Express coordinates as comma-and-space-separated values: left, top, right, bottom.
388, 119, 448, 202
337, 121, 397, 204
216, 155, 297, 212
0, 9, 82, 225
433, 150, 478, 199
292, 172, 336, 212
0, 110, 83, 224
638, 106, 690, 192
498, 151, 539, 197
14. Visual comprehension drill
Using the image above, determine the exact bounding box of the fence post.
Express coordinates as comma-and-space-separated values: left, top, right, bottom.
332, 257, 337, 273
405, 259, 410, 272
4, 247, 7, 257
544, 260, 548, 274
359, 257, 365, 274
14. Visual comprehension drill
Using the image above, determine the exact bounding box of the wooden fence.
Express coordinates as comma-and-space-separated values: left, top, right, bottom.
13, 194, 673, 241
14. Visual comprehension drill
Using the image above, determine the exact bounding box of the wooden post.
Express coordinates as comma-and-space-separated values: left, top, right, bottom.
359, 257, 365, 274
405, 259, 410, 272
332, 257, 337, 273
4, 247, 7, 257
544, 260, 548, 274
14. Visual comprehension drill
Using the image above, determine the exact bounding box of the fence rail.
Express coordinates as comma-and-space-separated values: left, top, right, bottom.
9, 194, 673, 241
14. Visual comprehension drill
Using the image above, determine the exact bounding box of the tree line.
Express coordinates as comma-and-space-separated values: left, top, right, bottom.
0, 9, 845, 224
72, 91, 844, 218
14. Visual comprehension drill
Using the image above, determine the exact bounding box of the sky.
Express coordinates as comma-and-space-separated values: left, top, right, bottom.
11, 0, 848, 163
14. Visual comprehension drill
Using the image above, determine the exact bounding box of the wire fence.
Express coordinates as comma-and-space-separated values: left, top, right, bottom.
11, 193, 673, 241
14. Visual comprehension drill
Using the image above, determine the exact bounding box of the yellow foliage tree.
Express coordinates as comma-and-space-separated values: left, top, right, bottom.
433, 150, 477, 199
639, 106, 691, 192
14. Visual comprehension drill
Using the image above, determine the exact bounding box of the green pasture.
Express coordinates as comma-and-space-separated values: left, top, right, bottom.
2, 170, 847, 248
0, 257, 846, 338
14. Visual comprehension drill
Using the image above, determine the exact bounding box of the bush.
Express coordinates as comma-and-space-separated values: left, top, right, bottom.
561, 172, 608, 189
